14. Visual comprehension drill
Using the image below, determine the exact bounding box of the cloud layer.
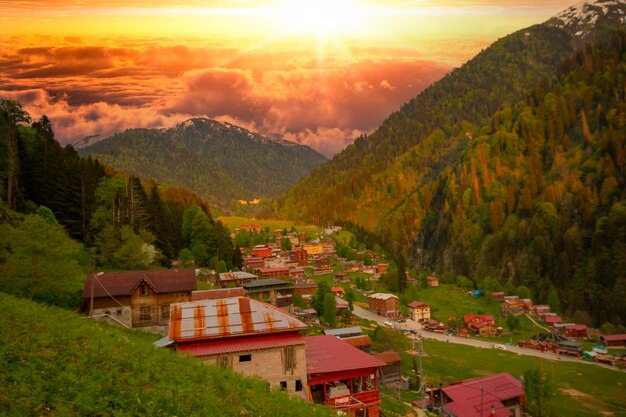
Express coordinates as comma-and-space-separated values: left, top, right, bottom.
0, 38, 452, 155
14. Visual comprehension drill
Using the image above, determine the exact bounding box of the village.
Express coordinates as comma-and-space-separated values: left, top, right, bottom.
82, 221, 626, 417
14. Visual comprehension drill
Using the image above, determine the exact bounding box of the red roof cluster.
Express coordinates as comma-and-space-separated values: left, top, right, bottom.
191, 288, 245, 301
442, 373, 523, 417
82, 268, 196, 298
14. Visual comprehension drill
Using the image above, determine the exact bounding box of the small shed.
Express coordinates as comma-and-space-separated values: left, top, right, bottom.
373, 350, 402, 387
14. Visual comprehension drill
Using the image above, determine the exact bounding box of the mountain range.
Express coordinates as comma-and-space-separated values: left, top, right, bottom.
76, 118, 327, 206
275, 0, 626, 325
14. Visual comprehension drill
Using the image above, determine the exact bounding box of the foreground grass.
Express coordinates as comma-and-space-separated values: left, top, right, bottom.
0, 293, 329, 417
218, 216, 323, 236
372, 326, 626, 417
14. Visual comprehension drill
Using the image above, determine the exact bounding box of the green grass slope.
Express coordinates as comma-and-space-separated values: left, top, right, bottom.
0, 293, 329, 417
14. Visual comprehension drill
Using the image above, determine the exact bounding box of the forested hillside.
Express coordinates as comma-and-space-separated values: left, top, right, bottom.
276, 8, 626, 325
77, 118, 327, 205
0, 293, 327, 417
0, 101, 237, 309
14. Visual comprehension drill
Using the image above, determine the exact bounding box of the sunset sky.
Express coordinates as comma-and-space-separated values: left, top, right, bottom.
1, 0, 574, 156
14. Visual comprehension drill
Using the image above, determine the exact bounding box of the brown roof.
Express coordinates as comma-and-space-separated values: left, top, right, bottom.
408, 301, 429, 308
192, 288, 245, 301
343, 335, 373, 348
373, 350, 402, 365
82, 268, 196, 298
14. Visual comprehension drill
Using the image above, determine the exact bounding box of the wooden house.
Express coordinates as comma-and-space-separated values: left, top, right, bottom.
438, 373, 523, 417
543, 315, 563, 327
82, 269, 196, 328
501, 298, 526, 317
376, 264, 389, 274
305, 335, 386, 417
169, 296, 308, 397
331, 286, 345, 297
601, 334, 626, 348
407, 301, 431, 322
243, 279, 294, 308
216, 271, 258, 288
303, 242, 324, 256
563, 324, 588, 339
373, 350, 402, 387
368, 293, 400, 318
315, 257, 331, 269
324, 327, 372, 353
289, 249, 308, 266
259, 267, 290, 279
192, 288, 245, 301
252, 245, 272, 258
244, 256, 265, 270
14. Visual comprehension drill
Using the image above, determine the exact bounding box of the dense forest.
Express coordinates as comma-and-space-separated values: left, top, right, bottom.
0, 101, 237, 308
77, 118, 327, 206
276, 23, 626, 325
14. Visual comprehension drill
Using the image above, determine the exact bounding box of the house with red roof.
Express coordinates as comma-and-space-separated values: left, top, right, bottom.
407, 301, 431, 321
373, 350, 402, 387
82, 268, 196, 328
438, 373, 524, 417
464, 314, 498, 337
563, 324, 588, 339
305, 335, 386, 417
601, 334, 626, 348
169, 296, 309, 397
252, 244, 272, 258
543, 315, 563, 327
331, 286, 345, 297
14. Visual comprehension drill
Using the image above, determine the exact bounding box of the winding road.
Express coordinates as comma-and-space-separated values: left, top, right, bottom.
342, 297, 623, 372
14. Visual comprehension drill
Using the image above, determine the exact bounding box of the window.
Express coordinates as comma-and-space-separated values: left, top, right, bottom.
161, 305, 170, 320
239, 354, 251, 362
280, 381, 287, 391
295, 380, 303, 392
140, 306, 150, 320
140, 284, 148, 296
105, 310, 111, 315
116, 309, 122, 316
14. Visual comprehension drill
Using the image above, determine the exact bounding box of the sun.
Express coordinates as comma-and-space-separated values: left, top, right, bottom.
271, 0, 367, 38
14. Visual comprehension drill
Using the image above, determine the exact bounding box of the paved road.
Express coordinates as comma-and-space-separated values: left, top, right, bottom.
340, 297, 623, 372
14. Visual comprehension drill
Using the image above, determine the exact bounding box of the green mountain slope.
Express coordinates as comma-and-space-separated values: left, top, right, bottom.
0, 293, 326, 417
77, 118, 327, 205
277, 2, 626, 324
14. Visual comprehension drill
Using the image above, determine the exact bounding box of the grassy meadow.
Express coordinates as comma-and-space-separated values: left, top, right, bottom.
218, 216, 323, 236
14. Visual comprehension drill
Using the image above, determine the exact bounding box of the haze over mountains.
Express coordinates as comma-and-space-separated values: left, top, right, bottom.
77, 118, 327, 205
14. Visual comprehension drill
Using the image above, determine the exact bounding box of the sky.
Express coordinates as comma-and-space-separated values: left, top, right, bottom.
0, 0, 575, 156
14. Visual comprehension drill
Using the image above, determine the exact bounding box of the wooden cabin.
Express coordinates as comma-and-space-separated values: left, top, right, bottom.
82, 269, 196, 328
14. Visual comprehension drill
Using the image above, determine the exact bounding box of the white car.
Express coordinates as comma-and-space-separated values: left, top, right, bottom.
383, 320, 394, 327
493, 343, 507, 350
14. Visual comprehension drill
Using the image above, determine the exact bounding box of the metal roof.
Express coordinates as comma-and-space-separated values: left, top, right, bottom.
323, 327, 363, 337
373, 350, 401, 365
442, 373, 522, 417
177, 333, 305, 357
408, 301, 429, 308
601, 334, 626, 341
242, 278, 291, 289
343, 335, 373, 348
304, 335, 386, 376
218, 271, 257, 281
82, 268, 196, 298
191, 288, 245, 301
169, 296, 307, 343
369, 293, 398, 300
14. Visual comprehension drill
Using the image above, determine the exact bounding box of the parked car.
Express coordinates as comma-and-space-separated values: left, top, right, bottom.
493, 343, 507, 350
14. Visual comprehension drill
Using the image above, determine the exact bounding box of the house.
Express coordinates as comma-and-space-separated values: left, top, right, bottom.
438, 373, 524, 417
331, 286, 345, 297
335, 273, 350, 282
289, 267, 306, 278
82, 268, 196, 328
216, 271, 258, 288
315, 257, 331, 269
376, 264, 389, 274
240, 223, 262, 232
368, 293, 400, 318
303, 242, 324, 256
543, 315, 563, 327
342, 261, 361, 272
313, 266, 334, 275
563, 324, 588, 339
289, 249, 308, 267
601, 334, 626, 348
305, 335, 386, 417
244, 256, 265, 270
424, 319, 447, 333
259, 267, 290, 279
242, 279, 294, 308
294, 308, 317, 323
469, 321, 499, 337
427, 276, 439, 287
501, 298, 526, 317
169, 296, 308, 397
252, 245, 272, 258
373, 350, 402, 387
463, 314, 495, 326
293, 280, 317, 297
491, 292, 505, 300
407, 301, 431, 322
